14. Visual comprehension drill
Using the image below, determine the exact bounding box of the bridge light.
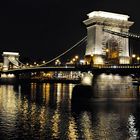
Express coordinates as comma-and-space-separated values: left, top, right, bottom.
137, 56, 140, 64
75, 55, 79, 59
55, 59, 61, 65
80, 60, 85, 65
137, 57, 140, 60
81, 73, 93, 85
105, 48, 109, 52
132, 54, 136, 58
90, 54, 93, 57
72, 58, 76, 62
70, 60, 73, 64
42, 61, 45, 64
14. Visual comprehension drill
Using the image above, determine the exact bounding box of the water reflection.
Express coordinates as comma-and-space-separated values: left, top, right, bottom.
72, 102, 140, 140
128, 114, 138, 139
0, 80, 140, 139
92, 74, 137, 99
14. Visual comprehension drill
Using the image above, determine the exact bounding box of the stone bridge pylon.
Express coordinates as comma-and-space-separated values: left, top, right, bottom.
83, 11, 134, 65
2, 52, 20, 71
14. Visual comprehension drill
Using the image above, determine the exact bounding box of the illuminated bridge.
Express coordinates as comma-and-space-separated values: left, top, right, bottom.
1, 64, 140, 75
1, 11, 140, 75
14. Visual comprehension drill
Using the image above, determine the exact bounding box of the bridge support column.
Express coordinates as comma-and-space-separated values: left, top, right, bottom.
83, 11, 134, 65
2, 52, 20, 71
3, 55, 9, 71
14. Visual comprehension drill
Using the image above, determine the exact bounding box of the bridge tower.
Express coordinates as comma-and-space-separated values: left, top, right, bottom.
2, 52, 20, 71
83, 11, 134, 65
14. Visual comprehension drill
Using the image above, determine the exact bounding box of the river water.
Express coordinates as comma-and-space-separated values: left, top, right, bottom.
0, 74, 140, 139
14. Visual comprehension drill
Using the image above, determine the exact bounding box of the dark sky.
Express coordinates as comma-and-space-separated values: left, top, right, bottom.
0, 0, 140, 62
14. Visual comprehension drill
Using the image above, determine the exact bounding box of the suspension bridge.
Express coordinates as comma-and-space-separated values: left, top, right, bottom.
1, 11, 140, 75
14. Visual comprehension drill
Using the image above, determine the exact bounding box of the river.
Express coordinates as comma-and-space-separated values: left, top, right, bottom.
0, 74, 140, 139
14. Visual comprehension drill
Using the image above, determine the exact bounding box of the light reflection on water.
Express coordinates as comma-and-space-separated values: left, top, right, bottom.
0, 75, 140, 139
92, 74, 139, 99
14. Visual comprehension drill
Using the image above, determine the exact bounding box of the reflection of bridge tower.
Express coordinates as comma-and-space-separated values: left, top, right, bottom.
2, 52, 20, 71
83, 11, 134, 65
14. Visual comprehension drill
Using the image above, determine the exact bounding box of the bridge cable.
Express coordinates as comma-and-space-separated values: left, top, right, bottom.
15, 58, 26, 66
103, 29, 140, 39
32, 35, 87, 67
8, 57, 20, 68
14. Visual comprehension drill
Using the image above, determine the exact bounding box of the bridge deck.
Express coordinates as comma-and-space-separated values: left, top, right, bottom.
0, 64, 140, 74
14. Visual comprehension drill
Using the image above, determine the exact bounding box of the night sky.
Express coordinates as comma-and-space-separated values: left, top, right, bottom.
1, 0, 140, 62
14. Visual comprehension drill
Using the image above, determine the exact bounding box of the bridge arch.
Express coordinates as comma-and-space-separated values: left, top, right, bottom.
103, 37, 120, 64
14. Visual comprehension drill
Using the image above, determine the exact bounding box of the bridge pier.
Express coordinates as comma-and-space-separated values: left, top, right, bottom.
2, 52, 20, 71
83, 11, 134, 65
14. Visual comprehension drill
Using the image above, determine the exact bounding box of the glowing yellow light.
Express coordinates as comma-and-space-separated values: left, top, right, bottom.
68, 117, 78, 139
70, 60, 73, 64
132, 54, 136, 58
137, 57, 140, 60
81, 73, 93, 85
75, 55, 79, 59
106, 48, 109, 52
72, 58, 76, 62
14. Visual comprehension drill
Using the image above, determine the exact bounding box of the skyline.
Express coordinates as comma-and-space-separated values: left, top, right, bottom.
1, 0, 140, 62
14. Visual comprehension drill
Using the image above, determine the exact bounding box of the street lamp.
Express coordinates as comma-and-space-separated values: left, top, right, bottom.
137, 56, 140, 64
105, 48, 109, 52
55, 59, 61, 65
42, 61, 45, 64
70, 60, 73, 64
34, 62, 37, 66
75, 55, 79, 60
132, 54, 136, 58
132, 54, 136, 64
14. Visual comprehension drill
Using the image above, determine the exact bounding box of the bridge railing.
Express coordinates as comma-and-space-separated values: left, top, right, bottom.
92, 64, 140, 69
